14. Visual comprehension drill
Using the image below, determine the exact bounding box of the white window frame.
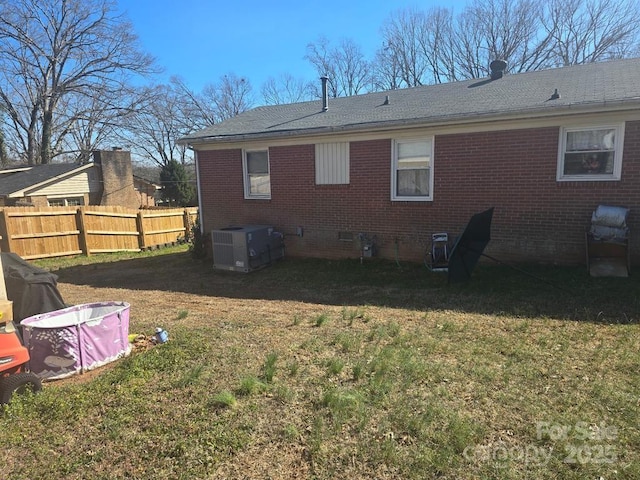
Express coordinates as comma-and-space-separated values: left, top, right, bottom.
47, 196, 84, 207
391, 137, 434, 201
557, 123, 624, 181
242, 148, 271, 199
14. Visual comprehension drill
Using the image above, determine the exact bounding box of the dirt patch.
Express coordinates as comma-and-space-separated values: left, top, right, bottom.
41, 334, 158, 387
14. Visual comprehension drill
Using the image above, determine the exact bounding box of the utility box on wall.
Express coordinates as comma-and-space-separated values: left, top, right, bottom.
212, 225, 284, 272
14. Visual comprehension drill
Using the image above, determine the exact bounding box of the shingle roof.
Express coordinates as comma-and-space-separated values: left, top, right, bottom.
181, 58, 640, 144
0, 163, 87, 196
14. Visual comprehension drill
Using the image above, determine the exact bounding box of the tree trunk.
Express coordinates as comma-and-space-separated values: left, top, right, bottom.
40, 108, 53, 164
25, 106, 39, 165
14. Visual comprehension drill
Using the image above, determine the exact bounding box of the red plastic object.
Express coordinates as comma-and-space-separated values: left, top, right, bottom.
0, 323, 30, 376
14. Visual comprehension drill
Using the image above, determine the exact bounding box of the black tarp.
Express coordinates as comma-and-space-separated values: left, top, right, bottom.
1, 252, 66, 322
448, 207, 494, 283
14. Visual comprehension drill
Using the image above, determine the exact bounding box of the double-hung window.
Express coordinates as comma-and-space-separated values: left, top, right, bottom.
243, 149, 271, 199
392, 138, 433, 201
557, 124, 624, 181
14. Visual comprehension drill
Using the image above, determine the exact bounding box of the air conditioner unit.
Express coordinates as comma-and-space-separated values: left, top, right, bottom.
212, 225, 284, 272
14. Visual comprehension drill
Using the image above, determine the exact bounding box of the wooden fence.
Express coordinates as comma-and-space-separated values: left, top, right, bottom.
0, 206, 198, 260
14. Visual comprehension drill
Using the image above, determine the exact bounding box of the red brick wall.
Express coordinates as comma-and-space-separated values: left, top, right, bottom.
197, 121, 639, 265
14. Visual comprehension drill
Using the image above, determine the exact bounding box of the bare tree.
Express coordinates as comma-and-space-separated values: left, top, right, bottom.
371, 44, 404, 91
261, 74, 315, 105
125, 73, 255, 168
419, 8, 458, 83
0, 110, 8, 165
375, 0, 640, 85
374, 7, 464, 86
171, 76, 218, 130
333, 39, 372, 96
51, 81, 151, 164
455, 0, 554, 76
305, 37, 339, 97
0, 0, 156, 164
377, 9, 431, 87
202, 74, 254, 122
544, 0, 640, 66
120, 84, 192, 168
305, 37, 372, 96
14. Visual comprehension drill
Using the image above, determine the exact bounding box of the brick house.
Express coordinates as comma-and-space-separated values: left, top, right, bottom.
180, 59, 640, 266
0, 149, 157, 208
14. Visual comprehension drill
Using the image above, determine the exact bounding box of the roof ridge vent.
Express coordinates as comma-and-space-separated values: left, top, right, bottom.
489, 59, 507, 80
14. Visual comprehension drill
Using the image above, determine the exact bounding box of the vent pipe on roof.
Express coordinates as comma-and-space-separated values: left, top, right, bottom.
489, 59, 507, 80
321, 76, 329, 111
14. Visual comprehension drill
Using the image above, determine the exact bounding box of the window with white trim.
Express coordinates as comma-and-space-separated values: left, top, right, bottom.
392, 138, 433, 201
47, 197, 84, 207
557, 124, 624, 181
243, 149, 271, 199
315, 142, 349, 184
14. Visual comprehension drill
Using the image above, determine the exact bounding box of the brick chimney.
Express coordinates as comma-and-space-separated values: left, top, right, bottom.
93, 148, 139, 208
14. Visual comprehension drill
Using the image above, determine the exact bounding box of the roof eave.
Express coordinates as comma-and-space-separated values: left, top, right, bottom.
0, 167, 32, 175
180, 99, 640, 147
9, 162, 94, 198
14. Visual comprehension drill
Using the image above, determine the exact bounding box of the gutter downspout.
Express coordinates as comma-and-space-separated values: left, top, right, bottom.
194, 149, 204, 237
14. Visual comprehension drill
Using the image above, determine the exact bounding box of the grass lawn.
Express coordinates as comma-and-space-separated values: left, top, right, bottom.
1, 245, 639, 479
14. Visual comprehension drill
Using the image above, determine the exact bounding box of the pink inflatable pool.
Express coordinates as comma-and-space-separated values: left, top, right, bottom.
21, 302, 131, 381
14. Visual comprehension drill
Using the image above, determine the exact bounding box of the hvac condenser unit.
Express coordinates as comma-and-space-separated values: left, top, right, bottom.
212, 225, 284, 272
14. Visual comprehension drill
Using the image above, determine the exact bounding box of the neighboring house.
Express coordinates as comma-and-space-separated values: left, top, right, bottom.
180, 58, 640, 266
134, 175, 161, 207
0, 149, 152, 209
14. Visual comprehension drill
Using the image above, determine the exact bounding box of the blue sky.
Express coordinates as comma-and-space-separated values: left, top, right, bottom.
117, 0, 466, 92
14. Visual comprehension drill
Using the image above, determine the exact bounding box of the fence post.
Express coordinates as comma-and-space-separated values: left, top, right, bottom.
137, 210, 147, 250
76, 207, 90, 256
0, 209, 14, 254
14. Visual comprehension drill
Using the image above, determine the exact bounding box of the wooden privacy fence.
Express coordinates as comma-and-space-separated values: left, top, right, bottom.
0, 206, 198, 260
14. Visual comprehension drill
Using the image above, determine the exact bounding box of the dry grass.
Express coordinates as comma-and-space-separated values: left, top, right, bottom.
1, 245, 638, 479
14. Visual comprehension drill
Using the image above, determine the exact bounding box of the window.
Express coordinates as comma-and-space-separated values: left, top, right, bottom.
243, 149, 271, 199
47, 197, 84, 207
392, 138, 433, 201
316, 142, 349, 184
558, 124, 624, 181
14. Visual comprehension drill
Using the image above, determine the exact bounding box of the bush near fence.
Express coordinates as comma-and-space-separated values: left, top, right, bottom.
0, 206, 198, 260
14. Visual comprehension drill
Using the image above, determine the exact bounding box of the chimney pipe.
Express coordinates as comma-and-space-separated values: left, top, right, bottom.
321, 76, 329, 111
